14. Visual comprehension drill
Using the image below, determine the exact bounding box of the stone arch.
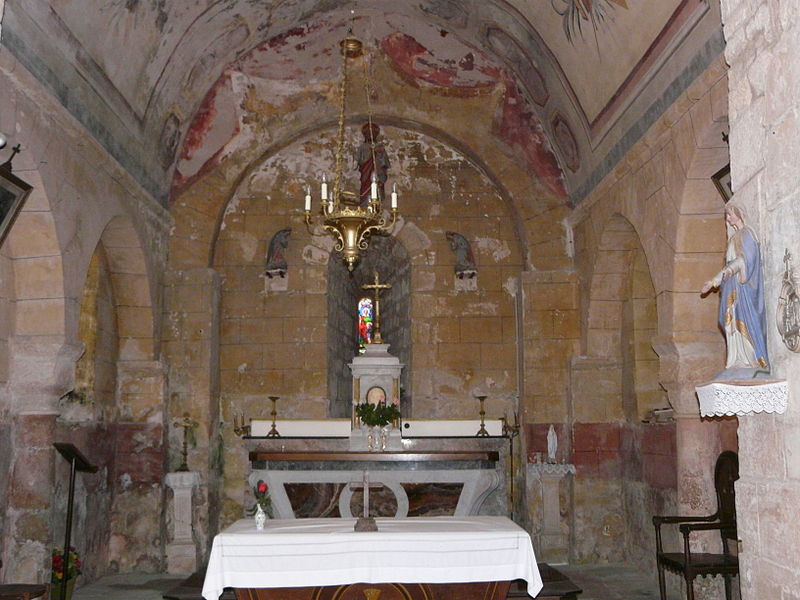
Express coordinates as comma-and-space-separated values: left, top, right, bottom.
169, 112, 564, 274
98, 215, 157, 363
582, 213, 662, 422
2, 168, 70, 409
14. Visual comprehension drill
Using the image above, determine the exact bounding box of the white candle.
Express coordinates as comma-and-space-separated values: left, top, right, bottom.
371, 172, 378, 201
321, 173, 328, 201
391, 183, 398, 209
304, 186, 311, 212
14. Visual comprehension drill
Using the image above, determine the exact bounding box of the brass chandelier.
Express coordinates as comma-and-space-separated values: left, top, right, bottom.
303, 33, 398, 271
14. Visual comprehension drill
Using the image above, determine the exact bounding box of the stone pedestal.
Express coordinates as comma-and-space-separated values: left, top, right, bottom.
349, 344, 403, 409
165, 471, 199, 574
529, 463, 576, 563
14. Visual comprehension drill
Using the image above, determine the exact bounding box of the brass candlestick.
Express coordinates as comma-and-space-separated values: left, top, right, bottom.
475, 395, 489, 437
173, 413, 199, 471
233, 412, 250, 437
267, 396, 281, 438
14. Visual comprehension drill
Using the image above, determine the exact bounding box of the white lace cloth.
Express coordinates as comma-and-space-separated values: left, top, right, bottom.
202, 516, 542, 599
696, 379, 788, 416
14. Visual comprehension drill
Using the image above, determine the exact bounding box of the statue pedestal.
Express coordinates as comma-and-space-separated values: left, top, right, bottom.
528, 463, 576, 563
165, 471, 199, 574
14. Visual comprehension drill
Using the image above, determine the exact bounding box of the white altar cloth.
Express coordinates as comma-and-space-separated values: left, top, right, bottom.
202, 516, 542, 600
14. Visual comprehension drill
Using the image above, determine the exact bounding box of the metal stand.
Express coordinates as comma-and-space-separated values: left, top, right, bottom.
267, 396, 281, 438
53, 443, 97, 600
501, 412, 520, 520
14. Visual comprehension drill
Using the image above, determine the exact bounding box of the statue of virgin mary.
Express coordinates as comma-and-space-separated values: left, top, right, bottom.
701, 203, 769, 374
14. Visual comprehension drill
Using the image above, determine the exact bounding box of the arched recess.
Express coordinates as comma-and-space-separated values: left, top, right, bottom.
327, 235, 412, 418
584, 214, 664, 422
64, 214, 158, 414
99, 215, 157, 365
570, 213, 668, 567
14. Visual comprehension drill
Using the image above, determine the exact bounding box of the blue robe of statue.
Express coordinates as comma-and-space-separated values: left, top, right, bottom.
716, 226, 769, 371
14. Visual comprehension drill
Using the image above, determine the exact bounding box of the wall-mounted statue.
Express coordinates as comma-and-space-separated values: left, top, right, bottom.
265, 227, 292, 279
355, 122, 390, 205
701, 204, 769, 375
445, 231, 477, 279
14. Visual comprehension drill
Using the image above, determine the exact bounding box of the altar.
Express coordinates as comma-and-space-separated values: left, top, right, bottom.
201, 516, 543, 600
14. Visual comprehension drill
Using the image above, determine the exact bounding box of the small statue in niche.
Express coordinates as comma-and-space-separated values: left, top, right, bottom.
264, 227, 292, 278
445, 231, 477, 279
701, 203, 769, 376
355, 122, 390, 205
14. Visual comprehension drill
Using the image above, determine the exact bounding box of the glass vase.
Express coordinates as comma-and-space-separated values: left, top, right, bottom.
254, 504, 267, 530
379, 425, 390, 451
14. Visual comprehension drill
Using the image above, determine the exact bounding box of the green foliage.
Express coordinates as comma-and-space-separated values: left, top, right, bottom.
355, 401, 401, 427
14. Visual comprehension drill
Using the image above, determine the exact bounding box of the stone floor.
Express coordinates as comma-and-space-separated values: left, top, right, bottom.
69, 564, 690, 600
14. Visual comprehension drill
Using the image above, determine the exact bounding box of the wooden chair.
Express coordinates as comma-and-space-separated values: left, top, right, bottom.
0, 560, 48, 600
653, 451, 739, 600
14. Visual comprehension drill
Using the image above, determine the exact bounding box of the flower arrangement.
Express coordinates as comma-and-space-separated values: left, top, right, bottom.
247, 480, 272, 517
51, 547, 81, 583
355, 399, 401, 428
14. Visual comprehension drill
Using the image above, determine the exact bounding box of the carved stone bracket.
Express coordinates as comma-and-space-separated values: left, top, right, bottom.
695, 379, 789, 417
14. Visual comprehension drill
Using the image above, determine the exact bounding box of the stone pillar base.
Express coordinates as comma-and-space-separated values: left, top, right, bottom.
166, 542, 197, 574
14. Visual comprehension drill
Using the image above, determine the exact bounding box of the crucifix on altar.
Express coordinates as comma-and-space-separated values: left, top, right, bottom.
349, 271, 404, 448
362, 271, 390, 344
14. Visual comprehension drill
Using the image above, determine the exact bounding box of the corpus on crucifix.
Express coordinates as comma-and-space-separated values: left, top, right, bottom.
362, 271, 391, 345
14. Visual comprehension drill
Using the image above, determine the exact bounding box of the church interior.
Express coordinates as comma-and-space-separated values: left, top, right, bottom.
0, 0, 798, 599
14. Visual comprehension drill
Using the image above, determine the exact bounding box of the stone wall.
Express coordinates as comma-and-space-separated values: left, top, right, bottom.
203, 126, 524, 531
0, 48, 169, 583
721, 0, 800, 596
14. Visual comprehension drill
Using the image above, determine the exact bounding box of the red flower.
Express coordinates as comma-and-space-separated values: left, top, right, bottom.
257, 481, 267, 493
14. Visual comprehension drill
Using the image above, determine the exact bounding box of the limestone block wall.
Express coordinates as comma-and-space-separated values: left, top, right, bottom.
0, 49, 170, 583
528, 56, 741, 570
162, 268, 221, 560
721, 0, 800, 596
163, 127, 524, 524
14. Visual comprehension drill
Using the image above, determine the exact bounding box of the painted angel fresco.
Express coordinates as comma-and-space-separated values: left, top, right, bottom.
551, 0, 630, 45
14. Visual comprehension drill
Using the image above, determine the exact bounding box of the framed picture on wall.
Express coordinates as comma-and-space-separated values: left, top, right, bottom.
711, 163, 733, 202
0, 166, 32, 248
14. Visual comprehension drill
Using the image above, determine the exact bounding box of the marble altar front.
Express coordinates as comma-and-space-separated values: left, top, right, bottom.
245, 437, 508, 518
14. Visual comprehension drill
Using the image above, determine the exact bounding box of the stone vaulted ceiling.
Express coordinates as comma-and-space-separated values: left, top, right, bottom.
1, 0, 723, 204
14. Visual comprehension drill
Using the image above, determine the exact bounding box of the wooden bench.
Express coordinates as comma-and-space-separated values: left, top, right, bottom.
507, 563, 582, 599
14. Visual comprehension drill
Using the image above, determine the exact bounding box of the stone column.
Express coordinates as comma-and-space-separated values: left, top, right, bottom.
165, 471, 200, 574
